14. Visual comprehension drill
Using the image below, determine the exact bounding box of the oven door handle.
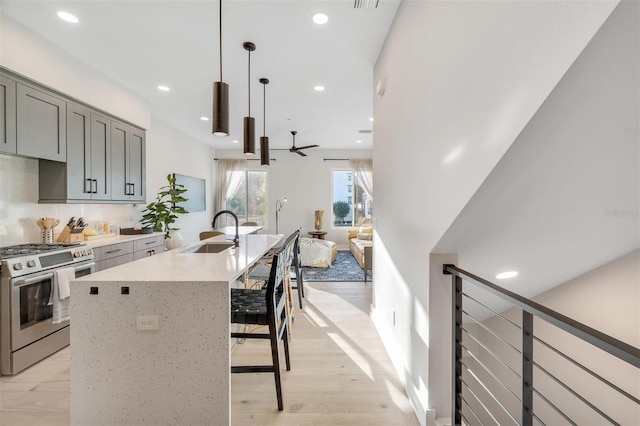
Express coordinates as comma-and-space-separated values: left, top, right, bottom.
14, 273, 55, 288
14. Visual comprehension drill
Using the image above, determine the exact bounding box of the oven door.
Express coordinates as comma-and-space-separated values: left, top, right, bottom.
10, 262, 94, 351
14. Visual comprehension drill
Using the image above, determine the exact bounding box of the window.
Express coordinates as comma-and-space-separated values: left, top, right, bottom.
332, 170, 372, 227
225, 170, 268, 225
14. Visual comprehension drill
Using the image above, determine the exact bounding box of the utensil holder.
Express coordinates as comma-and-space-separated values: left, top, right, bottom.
41, 229, 54, 244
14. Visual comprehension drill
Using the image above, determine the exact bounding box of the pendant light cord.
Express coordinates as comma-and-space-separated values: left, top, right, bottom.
247, 50, 251, 116
219, 0, 223, 81
263, 83, 266, 136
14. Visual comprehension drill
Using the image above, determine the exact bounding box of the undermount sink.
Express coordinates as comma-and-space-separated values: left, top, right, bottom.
183, 242, 235, 254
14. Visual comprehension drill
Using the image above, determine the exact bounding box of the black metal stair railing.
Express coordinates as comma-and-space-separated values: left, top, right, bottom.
443, 264, 640, 426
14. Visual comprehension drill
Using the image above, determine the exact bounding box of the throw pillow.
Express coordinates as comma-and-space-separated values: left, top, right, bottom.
357, 232, 372, 240
359, 226, 373, 234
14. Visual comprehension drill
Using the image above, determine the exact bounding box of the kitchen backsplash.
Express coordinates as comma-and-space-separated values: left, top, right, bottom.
0, 154, 143, 246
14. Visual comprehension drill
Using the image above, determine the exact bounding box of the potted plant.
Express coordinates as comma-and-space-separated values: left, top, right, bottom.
141, 174, 188, 244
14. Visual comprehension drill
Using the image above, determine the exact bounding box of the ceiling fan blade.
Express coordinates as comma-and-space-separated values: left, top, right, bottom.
296, 144, 319, 150
296, 150, 307, 157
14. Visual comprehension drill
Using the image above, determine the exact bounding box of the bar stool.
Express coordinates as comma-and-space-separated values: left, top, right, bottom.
230, 232, 296, 411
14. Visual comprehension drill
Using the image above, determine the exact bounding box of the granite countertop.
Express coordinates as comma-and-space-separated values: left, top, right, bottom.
77, 233, 282, 284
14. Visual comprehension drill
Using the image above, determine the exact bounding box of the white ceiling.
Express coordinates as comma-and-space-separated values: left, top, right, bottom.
0, 0, 400, 150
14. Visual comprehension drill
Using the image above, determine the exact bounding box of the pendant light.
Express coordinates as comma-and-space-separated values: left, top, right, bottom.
243, 41, 256, 155
212, 0, 228, 136
259, 78, 270, 166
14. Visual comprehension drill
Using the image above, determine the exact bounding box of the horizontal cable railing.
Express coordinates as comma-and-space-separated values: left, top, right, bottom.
444, 264, 640, 426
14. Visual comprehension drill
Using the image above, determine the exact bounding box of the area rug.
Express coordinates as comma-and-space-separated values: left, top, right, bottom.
302, 251, 364, 282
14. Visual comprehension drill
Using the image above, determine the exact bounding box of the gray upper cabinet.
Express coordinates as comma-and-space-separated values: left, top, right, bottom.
16, 83, 66, 162
111, 121, 145, 202
1, 67, 146, 204
90, 113, 111, 200
61, 104, 111, 200
0, 75, 17, 154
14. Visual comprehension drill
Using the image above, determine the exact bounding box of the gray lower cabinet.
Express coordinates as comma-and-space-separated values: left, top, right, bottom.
0, 75, 17, 154
93, 235, 164, 272
39, 105, 112, 202
93, 241, 134, 272
111, 121, 145, 202
132, 235, 165, 260
16, 83, 66, 162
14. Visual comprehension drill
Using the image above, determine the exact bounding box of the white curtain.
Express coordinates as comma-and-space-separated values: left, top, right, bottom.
349, 158, 373, 200
214, 159, 246, 216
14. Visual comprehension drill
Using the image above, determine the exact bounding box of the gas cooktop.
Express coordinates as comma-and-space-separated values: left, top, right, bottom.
0, 243, 83, 260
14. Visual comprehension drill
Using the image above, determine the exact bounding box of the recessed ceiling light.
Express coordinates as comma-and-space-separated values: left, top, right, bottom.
56, 11, 79, 24
232, 140, 239, 144
200, 116, 209, 121
313, 13, 328, 25
314, 85, 325, 92
369, 117, 374, 122
496, 271, 518, 280
356, 140, 363, 144
157, 85, 170, 92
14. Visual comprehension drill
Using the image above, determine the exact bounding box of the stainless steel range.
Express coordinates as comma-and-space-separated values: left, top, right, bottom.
0, 242, 94, 375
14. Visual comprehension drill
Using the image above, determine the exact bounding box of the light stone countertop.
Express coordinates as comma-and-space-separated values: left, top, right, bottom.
78, 233, 283, 284
83, 231, 165, 248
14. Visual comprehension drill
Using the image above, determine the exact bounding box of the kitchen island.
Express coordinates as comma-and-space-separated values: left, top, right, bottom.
70, 233, 282, 426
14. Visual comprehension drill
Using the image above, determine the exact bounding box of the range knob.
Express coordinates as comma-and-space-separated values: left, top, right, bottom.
27, 260, 36, 267
13, 263, 23, 271
74, 251, 81, 258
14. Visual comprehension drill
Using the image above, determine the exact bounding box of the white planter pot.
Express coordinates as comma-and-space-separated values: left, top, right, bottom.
165, 230, 184, 250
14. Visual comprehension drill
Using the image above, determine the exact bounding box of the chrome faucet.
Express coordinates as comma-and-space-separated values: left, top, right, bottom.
212, 210, 240, 247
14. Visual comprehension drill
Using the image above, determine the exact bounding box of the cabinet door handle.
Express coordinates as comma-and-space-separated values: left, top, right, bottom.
105, 248, 122, 254
145, 241, 155, 245
92, 179, 98, 194
130, 183, 135, 196
85, 178, 92, 194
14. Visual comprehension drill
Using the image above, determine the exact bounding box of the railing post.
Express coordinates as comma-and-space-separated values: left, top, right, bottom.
453, 274, 463, 425
522, 310, 534, 425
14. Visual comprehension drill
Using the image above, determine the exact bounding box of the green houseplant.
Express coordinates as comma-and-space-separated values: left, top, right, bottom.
141, 174, 188, 239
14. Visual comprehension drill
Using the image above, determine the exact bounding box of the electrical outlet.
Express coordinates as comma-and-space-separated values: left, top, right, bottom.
136, 315, 159, 331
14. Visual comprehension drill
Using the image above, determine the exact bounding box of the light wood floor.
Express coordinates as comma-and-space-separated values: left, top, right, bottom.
0, 281, 419, 425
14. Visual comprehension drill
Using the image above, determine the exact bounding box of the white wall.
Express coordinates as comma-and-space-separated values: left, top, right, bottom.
214, 148, 371, 247
0, 14, 213, 247
372, 0, 618, 423
0, 15, 149, 129
466, 249, 639, 424
143, 119, 214, 245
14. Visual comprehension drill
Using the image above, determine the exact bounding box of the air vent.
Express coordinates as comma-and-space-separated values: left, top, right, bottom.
359, 129, 373, 134
354, 0, 379, 9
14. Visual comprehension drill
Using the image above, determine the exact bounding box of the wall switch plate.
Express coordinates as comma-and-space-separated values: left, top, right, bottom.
136, 315, 159, 331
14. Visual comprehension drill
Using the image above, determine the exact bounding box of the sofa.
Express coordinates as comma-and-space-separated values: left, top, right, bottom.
348, 227, 373, 269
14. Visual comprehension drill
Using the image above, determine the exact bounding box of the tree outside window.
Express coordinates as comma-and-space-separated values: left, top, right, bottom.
332, 170, 372, 227
226, 170, 267, 225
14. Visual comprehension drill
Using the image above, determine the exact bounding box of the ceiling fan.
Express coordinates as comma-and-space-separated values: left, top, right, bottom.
289, 131, 319, 157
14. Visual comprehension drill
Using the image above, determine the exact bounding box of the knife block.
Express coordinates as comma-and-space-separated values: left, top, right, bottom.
57, 225, 85, 243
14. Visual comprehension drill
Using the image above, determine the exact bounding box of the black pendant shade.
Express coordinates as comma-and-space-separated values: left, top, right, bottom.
259, 78, 270, 166
212, 0, 228, 136
212, 82, 228, 136
243, 116, 255, 155
243, 42, 256, 155
260, 136, 269, 165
